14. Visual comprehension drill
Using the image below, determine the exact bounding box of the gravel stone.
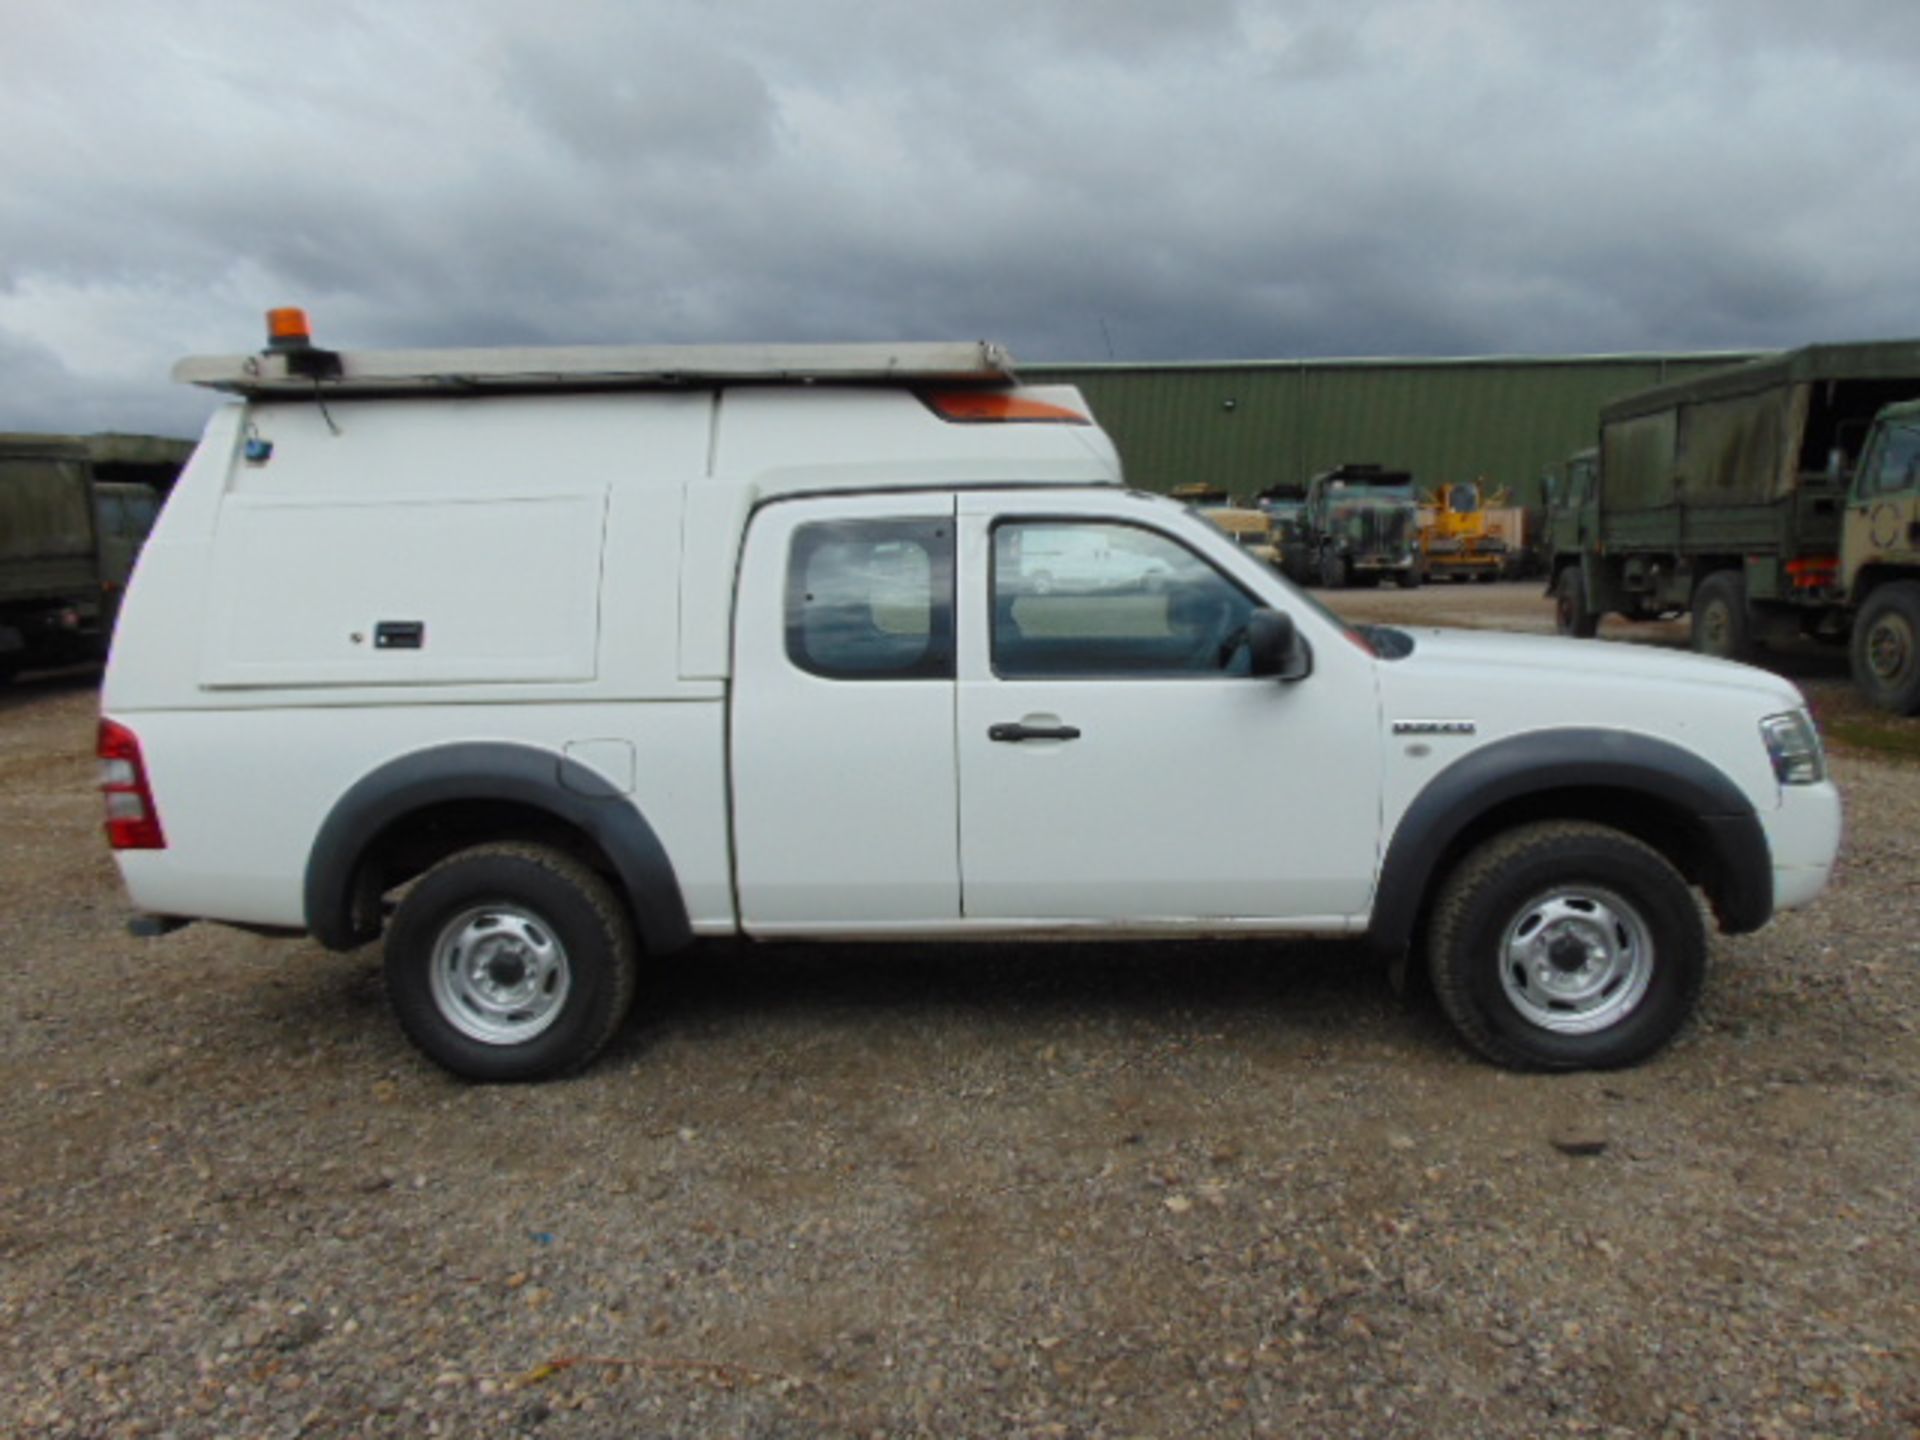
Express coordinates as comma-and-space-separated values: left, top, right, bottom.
3, 594, 1918, 1437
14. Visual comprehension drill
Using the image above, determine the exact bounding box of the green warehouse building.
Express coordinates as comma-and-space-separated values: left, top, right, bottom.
1026, 351, 1760, 506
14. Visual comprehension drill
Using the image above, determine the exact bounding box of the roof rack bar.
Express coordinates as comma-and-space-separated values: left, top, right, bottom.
174, 340, 1018, 398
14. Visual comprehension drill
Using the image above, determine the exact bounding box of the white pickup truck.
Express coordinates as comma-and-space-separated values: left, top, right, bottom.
100, 315, 1842, 1080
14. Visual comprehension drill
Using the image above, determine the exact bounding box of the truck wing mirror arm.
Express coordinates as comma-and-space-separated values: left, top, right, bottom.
1247, 608, 1311, 682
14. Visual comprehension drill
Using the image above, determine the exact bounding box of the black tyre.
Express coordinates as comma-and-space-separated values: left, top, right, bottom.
1395, 565, 1421, 590
1427, 822, 1705, 1071
1690, 571, 1752, 661
384, 843, 638, 1081
1318, 549, 1348, 589
1851, 579, 1920, 715
1553, 569, 1597, 638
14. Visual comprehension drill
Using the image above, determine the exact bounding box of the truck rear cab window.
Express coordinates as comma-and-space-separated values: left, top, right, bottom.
990, 520, 1258, 678
786, 519, 954, 680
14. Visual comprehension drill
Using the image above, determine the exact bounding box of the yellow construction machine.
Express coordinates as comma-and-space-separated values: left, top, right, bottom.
1419, 479, 1518, 582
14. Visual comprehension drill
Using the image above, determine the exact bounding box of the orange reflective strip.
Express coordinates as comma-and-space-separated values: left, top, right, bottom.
923, 390, 1090, 424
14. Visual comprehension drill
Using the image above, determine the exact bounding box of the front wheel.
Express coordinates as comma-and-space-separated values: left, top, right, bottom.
1317, 550, 1348, 589
1427, 822, 1705, 1070
1851, 579, 1920, 714
385, 843, 638, 1081
1553, 568, 1598, 638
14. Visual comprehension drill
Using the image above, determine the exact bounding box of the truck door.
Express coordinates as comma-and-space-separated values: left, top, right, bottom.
954, 493, 1381, 925
731, 493, 961, 930
1844, 414, 1920, 591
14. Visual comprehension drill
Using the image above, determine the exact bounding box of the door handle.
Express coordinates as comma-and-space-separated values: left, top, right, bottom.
989, 722, 1082, 743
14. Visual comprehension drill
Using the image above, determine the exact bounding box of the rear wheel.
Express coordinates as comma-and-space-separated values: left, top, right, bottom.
1690, 571, 1752, 661
1427, 822, 1705, 1070
385, 843, 638, 1081
1395, 565, 1421, 590
1851, 579, 1920, 714
1553, 569, 1597, 638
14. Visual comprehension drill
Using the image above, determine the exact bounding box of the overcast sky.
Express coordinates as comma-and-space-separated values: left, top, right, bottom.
5, 0, 1919, 437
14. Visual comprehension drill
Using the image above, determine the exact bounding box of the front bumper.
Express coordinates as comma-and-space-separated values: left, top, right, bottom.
1763, 780, 1844, 912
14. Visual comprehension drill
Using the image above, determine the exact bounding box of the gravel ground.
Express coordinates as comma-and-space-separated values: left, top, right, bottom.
2, 587, 1917, 1439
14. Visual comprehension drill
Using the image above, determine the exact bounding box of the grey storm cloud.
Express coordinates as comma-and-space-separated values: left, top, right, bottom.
4, 0, 1920, 436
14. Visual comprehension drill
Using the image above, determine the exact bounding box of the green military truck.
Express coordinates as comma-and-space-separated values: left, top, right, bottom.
1546, 341, 1920, 712
1842, 399, 1920, 711
1, 432, 188, 681
1297, 463, 1422, 589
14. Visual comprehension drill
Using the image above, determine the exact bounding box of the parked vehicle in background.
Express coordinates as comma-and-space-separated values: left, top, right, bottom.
0, 433, 184, 681
1840, 399, 1920, 711
103, 313, 1841, 1082
1252, 484, 1312, 582
1544, 448, 1602, 630
1299, 464, 1421, 588
1545, 341, 1920, 712
1201, 507, 1281, 566
1008, 523, 1174, 594
1419, 480, 1512, 583
1197, 506, 1282, 568
1166, 483, 1284, 570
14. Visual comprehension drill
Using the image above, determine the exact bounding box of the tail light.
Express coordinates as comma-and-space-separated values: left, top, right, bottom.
1787, 555, 1839, 590
98, 719, 166, 850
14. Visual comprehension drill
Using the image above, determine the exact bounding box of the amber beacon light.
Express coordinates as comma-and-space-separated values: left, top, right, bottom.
265, 307, 313, 352
260, 306, 342, 379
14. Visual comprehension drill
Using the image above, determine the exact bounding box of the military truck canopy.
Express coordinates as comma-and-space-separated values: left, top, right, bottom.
1600, 341, 1920, 422
0, 436, 94, 570
0, 433, 91, 462
1599, 340, 1920, 508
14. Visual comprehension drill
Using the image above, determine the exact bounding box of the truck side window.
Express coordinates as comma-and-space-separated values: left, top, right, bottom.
991, 521, 1257, 678
786, 519, 953, 680
1868, 424, 1920, 496
127, 489, 160, 534
94, 491, 127, 540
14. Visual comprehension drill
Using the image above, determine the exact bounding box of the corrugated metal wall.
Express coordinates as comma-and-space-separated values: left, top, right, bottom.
1025, 353, 1757, 506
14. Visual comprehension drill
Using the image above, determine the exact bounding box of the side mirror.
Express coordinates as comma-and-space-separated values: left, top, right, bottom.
1247, 608, 1311, 681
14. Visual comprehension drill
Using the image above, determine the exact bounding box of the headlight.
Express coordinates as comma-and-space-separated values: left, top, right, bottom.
1761, 710, 1826, 786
